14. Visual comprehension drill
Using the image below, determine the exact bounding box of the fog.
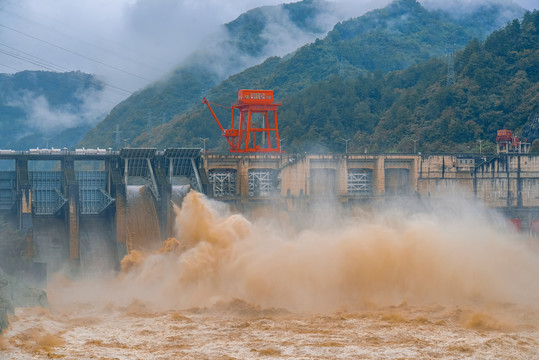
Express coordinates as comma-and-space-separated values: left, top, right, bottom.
3, 188, 539, 358
46, 190, 539, 313
1, 0, 532, 96
5, 88, 110, 136
0, 0, 533, 134
0, 0, 389, 100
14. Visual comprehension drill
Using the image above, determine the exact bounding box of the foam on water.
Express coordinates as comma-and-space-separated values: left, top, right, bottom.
125, 185, 161, 252
2, 190, 539, 359
48, 190, 539, 313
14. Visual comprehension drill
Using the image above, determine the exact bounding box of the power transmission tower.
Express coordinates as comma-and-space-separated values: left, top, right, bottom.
115, 125, 121, 148
147, 110, 153, 133
161, 112, 167, 125
447, 47, 455, 86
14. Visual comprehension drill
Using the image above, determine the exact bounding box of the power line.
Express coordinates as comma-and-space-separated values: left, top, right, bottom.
0, 42, 69, 72
0, 45, 133, 97
0, 2, 188, 101
98, 82, 133, 96
0, 55, 131, 107
0, 62, 20, 72
0, 23, 152, 83
0, 69, 127, 107
1, 4, 170, 76
0, 37, 135, 96
2, 0, 176, 71
0, 48, 67, 72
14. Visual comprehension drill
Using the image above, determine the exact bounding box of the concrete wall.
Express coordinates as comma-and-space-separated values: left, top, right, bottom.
4, 152, 538, 225
206, 154, 418, 200
203, 153, 539, 211
4, 151, 539, 278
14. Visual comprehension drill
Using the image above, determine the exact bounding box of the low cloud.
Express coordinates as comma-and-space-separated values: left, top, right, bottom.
0, 0, 531, 101
421, 0, 525, 13
6, 87, 110, 135
0, 0, 394, 96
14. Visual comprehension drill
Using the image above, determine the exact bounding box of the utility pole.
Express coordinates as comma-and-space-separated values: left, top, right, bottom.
411, 139, 419, 154
478, 139, 484, 154
200, 137, 209, 153
341, 138, 351, 153
279, 138, 285, 151
121, 138, 130, 148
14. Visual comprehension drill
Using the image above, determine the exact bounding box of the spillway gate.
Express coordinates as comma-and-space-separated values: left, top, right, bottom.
1, 149, 539, 278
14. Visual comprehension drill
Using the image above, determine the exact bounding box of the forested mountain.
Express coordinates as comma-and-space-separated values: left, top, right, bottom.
280, 9, 538, 153
0, 71, 104, 150
214, 9, 536, 154
79, 0, 524, 150
78, 0, 337, 149
265, 9, 539, 153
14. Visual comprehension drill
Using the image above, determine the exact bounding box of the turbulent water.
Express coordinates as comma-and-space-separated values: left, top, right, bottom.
125, 186, 162, 253
1, 191, 539, 359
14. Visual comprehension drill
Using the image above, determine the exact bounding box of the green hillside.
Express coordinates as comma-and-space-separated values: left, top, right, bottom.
78, 0, 334, 149
275, 9, 539, 153
124, 0, 525, 151
80, 0, 523, 150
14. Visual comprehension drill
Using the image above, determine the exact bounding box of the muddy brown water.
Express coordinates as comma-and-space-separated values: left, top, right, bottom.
1, 191, 539, 359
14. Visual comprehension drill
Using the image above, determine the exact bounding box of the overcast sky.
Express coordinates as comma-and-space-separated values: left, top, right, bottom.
0, 0, 535, 102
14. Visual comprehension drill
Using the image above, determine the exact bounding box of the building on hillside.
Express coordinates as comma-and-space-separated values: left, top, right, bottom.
496, 129, 530, 154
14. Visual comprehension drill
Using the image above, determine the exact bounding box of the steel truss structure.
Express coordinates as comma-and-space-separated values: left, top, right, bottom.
248, 168, 275, 197
120, 148, 160, 200
76, 171, 114, 214
29, 171, 67, 215
203, 90, 283, 153
208, 169, 236, 197
347, 168, 372, 196
164, 148, 203, 192
0, 171, 16, 212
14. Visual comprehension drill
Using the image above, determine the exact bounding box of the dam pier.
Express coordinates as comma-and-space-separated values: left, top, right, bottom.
0, 148, 538, 277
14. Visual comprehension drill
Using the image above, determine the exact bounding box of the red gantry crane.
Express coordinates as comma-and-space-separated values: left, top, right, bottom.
496, 129, 529, 153
203, 89, 283, 153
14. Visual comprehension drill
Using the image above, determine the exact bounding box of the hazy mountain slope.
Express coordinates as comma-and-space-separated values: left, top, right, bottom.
0, 71, 104, 150
78, 0, 337, 149
276, 9, 538, 153
129, 0, 525, 151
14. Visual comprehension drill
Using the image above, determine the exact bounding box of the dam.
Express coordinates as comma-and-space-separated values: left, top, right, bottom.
0, 148, 538, 278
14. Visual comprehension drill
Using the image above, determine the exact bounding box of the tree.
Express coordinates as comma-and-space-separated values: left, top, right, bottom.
529, 139, 539, 153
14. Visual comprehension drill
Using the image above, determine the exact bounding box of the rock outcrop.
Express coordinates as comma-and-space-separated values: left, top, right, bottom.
0, 268, 48, 334
0, 269, 14, 333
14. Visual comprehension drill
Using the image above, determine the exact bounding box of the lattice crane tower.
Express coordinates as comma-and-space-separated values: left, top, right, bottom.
203, 90, 283, 153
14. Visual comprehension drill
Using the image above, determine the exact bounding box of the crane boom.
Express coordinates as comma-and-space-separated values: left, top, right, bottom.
202, 98, 234, 148
202, 90, 283, 153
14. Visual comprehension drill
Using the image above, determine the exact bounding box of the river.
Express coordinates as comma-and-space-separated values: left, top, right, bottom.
1, 191, 538, 359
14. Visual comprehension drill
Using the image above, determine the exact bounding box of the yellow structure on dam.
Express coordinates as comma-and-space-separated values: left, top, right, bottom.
204, 153, 539, 210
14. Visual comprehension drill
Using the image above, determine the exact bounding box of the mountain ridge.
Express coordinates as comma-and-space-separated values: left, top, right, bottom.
0, 70, 104, 150
78, 0, 337, 149
120, 0, 526, 151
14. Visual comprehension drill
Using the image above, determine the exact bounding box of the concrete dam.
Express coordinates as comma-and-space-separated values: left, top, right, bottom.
0, 148, 538, 278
